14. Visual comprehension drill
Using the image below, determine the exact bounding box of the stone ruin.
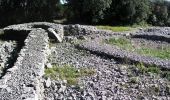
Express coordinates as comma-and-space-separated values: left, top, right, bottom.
0, 22, 169, 100
0, 22, 98, 100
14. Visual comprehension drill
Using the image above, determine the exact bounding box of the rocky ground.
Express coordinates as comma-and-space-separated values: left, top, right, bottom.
0, 25, 170, 100
44, 28, 170, 100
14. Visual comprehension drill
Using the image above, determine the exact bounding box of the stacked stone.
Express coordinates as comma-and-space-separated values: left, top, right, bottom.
133, 27, 170, 43
4, 22, 64, 42
64, 24, 97, 36
76, 41, 170, 70
0, 29, 49, 100
0, 41, 17, 76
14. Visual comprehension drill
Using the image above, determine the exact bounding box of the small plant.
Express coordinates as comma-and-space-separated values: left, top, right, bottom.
136, 63, 161, 74
45, 64, 95, 85
130, 77, 139, 84
147, 65, 161, 74
136, 63, 147, 74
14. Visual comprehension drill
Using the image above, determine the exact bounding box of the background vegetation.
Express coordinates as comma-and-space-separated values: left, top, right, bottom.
1, 0, 170, 27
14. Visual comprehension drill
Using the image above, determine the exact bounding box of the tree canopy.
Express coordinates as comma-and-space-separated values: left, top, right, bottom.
1, 0, 170, 26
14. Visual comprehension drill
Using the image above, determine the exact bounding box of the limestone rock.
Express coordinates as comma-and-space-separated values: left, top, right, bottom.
46, 63, 53, 69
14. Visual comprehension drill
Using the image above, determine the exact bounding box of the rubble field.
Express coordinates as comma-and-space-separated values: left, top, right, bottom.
0, 23, 169, 100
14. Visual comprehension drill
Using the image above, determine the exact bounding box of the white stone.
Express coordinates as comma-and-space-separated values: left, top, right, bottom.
45, 78, 51, 88
46, 63, 52, 68
48, 28, 63, 43
0, 63, 5, 68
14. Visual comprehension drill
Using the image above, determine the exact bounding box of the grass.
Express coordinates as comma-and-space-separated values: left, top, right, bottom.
45, 64, 95, 85
105, 37, 170, 60
136, 63, 170, 81
136, 63, 161, 74
97, 26, 133, 32
104, 37, 170, 80
105, 37, 133, 50
136, 47, 170, 60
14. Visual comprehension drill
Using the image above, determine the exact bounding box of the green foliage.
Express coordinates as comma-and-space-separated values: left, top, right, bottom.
97, 26, 133, 32
147, 66, 161, 74
0, 0, 60, 27
45, 64, 95, 85
1, 0, 170, 26
67, 0, 112, 23
149, 0, 169, 26
103, 0, 150, 25
136, 63, 147, 74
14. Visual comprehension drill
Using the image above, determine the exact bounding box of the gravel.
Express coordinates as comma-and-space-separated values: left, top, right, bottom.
45, 42, 170, 100
0, 23, 170, 99
77, 40, 170, 69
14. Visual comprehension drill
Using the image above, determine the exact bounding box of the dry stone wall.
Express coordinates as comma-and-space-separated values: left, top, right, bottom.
0, 23, 170, 100
76, 41, 170, 69
133, 27, 170, 43
0, 22, 64, 100
0, 29, 49, 100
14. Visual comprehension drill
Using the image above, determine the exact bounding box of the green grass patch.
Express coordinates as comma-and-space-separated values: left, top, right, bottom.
136, 47, 170, 60
45, 64, 95, 85
136, 63, 161, 74
97, 26, 133, 32
136, 63, 170, 81
105, 37, 170, 60
105, 37, 133, 50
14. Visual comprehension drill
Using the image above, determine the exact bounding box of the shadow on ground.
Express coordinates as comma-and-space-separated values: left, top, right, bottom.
0, 30, 28, 78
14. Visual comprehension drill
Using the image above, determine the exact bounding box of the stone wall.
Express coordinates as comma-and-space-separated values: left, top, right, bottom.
0, 23, 170, 99
64, 24, 97, 36
0, 22, 65, 100
0, 29, 49, 99
133, 27, 170, 43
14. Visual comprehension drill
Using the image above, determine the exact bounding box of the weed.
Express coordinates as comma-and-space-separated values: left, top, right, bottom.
147, 66, 161, 74
136, 63, 147, 74
45, 64, 95, 85
130, 77, 139, 84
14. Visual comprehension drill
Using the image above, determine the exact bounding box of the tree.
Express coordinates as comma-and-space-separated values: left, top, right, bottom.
0, 0, 60, 27
66, 0, 112, 24
148, 0, 168, 26
103, 0, 150, 25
